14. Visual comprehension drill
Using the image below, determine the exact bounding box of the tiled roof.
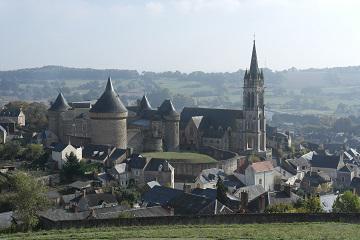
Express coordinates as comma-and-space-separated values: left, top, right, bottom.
251, 161, 274, 173
311, 154, 342, 169
144, 158, 173, 172
142, 186, 183, 206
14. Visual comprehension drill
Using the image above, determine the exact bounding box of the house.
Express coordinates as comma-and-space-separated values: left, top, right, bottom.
194, 168, 226, 189
244, 161, 275, 191
285, 157, 311, 180
82, 144, 127, 167
109, 155, 174, 188
267, 186, 301, 207
234, 184, 266, 203
0, 108, 25, 127
0, 125, 6, 144
70, 193, 118, 212
66, 180, 94, 193
142, 185, 184, 207
336, 164, 355, 188
301, 171, 332, 194
51, 143, 82, 169
310, 153, 344, 181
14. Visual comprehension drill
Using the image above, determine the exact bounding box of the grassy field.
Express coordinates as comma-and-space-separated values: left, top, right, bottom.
142, 152, 217, 164
2, 223, 360, 239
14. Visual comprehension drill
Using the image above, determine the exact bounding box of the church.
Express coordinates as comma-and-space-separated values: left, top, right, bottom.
180, 40, 267, 157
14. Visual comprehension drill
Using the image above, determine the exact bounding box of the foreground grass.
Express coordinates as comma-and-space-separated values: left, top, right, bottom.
2, 223, 360, 240
142, 152, 217, 164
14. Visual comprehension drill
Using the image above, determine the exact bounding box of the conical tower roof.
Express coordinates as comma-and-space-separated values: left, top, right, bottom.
139, 95, 152, 111
159, 99, 179, 119
49, 92, 71, 112
90, 77, 127, 113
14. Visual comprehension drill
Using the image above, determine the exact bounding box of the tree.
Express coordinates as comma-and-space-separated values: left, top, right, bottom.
0, 141, 21, 160
11, 172, 48, 230
302, 196, 323, 213
265, 203, 294, 213
332, 191, 360, 213
216, 178, 227, 204
60, 152, 83, 182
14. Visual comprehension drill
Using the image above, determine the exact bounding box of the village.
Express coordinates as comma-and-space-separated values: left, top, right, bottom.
1, 42, 360, 231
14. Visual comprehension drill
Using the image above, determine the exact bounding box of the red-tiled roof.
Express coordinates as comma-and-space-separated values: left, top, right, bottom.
251, 160, 273, 173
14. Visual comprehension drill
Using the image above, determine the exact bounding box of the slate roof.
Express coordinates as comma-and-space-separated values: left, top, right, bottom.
110, 163, 127, 175
311, 154, 342, 169
144, 158, 173, 172
107, 148, 127, 163
82, 144, 112, 161
191, 188, 217, 200
0, 108, 22, 117
49, 92, 71, 112
158, 99, 179, 118
339, 165, 352, 173
302, 172, 331, 187
268, 191, 301, 206
235, 184, 267, 202
73, 193, 118, 208
180, 107, 243, 130
69, 101, 92, 109
127, 154, 147, 170
197, 168, 225, 184
142, 185, 183, 206
67, 180, 92, 190
90, 77, 127, 114
139, 95, 153, 111
52, 143, 79, 152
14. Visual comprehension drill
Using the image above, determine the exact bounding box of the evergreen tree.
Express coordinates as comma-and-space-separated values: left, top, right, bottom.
60, 152, 83, 182
216, 178, 227, 204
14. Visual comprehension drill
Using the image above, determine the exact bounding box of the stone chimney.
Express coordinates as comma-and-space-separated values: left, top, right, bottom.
240, 191, 249, 210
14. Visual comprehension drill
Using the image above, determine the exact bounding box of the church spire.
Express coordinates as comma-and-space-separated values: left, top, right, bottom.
249, 40, 259, 79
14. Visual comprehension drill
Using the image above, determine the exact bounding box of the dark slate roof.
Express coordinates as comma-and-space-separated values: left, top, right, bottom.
90, 77, 127, 114
268, 191, 301, 206
191, 188, 217, 200
49, 92, 71, 112
107, 148, 127, 163
82, 144, 113, 161
180, 107, 243, 130
0, 108, 21, 117
142, 186, 183, 206
302, 172, 331, 187
158, 99, 179, 117
144, 158, 172, 172
139, 95, 152, 111
311, 154, 342, 169
52, 143, 68, 152
339, 165, 352, 173
127, 154, 147, 170
69, 101, 92, 109
235, 185, 266, 202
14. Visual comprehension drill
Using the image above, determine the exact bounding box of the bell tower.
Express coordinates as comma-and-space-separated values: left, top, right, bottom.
242, 40, 266, 154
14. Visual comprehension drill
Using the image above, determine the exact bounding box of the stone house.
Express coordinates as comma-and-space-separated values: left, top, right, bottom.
194, 168, 226, 189
310, 153, 345, 184
0, 108, 25, 127
243, 161, 275, 191
82, 144, 127, 167
109, 154, 174, 188
51, 143, 82, 169
336, 165, 355, 188
301, 171, 332, 194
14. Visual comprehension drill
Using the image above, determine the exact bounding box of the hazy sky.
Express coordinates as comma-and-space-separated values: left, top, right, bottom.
0, 0, 359, 72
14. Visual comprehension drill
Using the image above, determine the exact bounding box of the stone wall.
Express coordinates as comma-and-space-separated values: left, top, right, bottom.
40, 213, 360, 230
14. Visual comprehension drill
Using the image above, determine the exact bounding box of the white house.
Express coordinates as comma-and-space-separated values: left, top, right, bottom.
52, 143, 82, 169
244, 161, 275, 191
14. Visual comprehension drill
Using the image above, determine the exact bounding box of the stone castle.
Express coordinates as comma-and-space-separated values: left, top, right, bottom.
47, 78, 179, 152
47, 41, 266, 157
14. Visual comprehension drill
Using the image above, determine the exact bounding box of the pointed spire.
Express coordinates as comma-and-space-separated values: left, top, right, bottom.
249, 40, 259, 79
140, 95, 152, 111
105, 76, 114, 91
49, 92, 71, 112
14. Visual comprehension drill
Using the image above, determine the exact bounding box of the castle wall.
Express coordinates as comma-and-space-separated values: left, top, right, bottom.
90, 112, 127, 149
163, 120, 179, 151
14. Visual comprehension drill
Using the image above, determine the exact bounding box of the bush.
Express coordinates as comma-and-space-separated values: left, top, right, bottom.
332, 191, 360, 213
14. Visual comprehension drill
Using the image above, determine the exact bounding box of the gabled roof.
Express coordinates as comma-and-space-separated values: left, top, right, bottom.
235, 184, 266, 202
339, 165, 352, 173
144, 158, 173, 172
90, 77, 127, 114
82, 144, 113, 161
191, 188, 217, 200
127, 154, 147, 170
268, 191, 301, 206
52, 143, 79, 152
250, 161, 274, 173
49, 92, 71, 112
67, 180, 92, 190
74, 193, 117, 207
180, 107, 243, 130
142, 185, 183, 206
0, 108, 21, 117
311, 154, 342, 169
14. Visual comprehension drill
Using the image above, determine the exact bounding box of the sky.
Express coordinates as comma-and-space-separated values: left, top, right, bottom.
0, 0, 359, 72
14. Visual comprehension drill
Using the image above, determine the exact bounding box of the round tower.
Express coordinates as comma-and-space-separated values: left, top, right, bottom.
89, 77, 128, 149
47, 92, 71, 142
159, 99, 180, 151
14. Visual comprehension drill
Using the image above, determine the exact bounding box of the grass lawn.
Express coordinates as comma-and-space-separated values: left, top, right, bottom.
142, 152, 217, 164
2, 223, 360, 240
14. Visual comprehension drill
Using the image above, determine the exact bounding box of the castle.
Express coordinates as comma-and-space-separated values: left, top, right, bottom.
180, 40, 267, 157
47, 41, 266, 157
47, 78, 179, 152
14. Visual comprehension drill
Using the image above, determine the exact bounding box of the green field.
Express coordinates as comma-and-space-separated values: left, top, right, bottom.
2, 223, 360, 239
142, 152, 217, 164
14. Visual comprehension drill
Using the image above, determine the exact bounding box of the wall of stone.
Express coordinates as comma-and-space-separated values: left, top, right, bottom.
40, 213, 360, 230
163, 121, 179, 151
90, 112, 127, 149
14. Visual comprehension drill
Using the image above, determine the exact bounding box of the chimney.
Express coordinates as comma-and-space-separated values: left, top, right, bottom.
83, 189, 86, 197
240, 191, 249, 210
284, 184, 291, 197
183, 184, 191, 193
